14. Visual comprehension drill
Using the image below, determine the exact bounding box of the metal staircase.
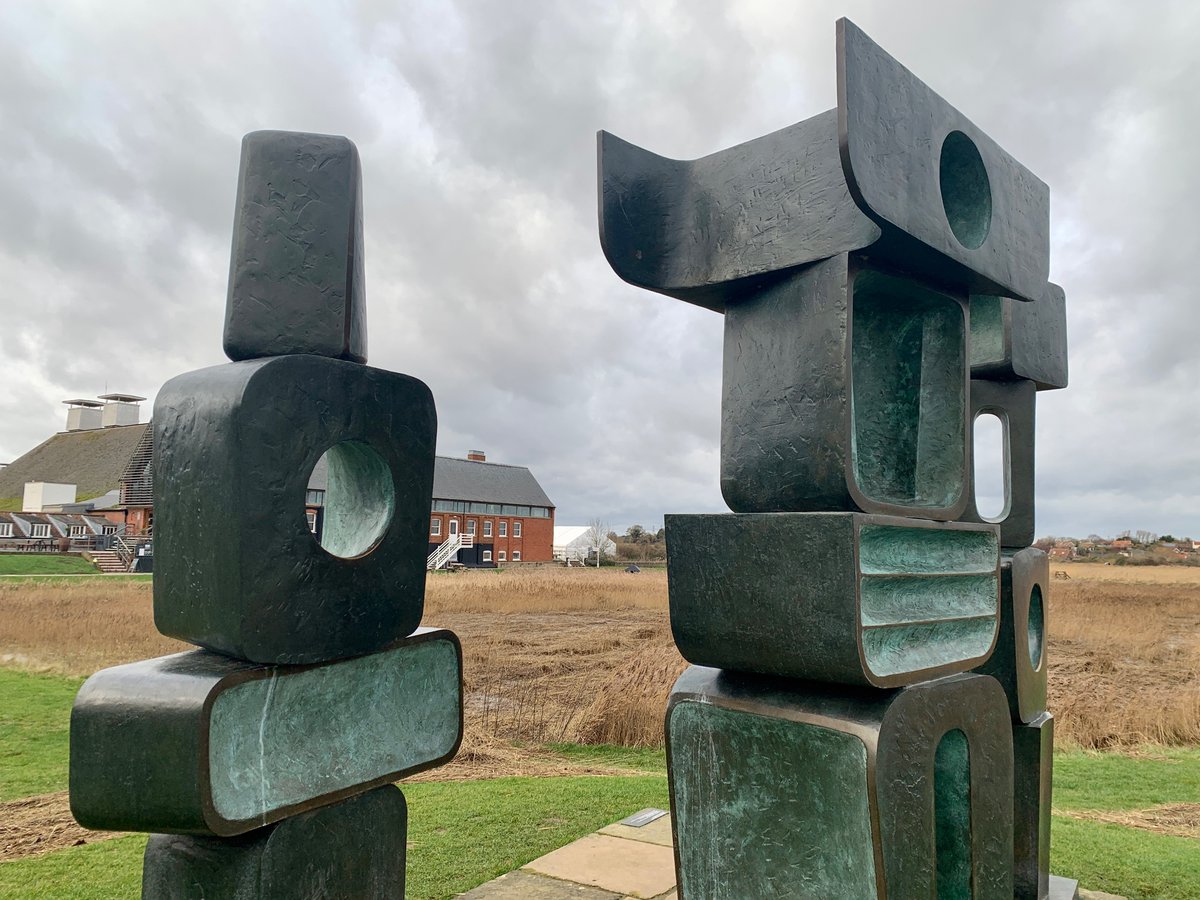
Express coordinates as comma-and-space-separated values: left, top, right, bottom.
426, 533, 473, 570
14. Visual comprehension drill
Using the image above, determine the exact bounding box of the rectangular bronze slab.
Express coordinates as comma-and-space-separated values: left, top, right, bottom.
142, 785, 406, 898
976, 548, 1049, 723
962, 378, 1037, 549
667, 667, 1014, 899
666, 512, 999, 688
70, 629, 462, 836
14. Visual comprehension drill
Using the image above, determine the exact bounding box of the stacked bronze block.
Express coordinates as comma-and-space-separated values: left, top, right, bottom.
600, 20, 1068, 900
70, 131, 463, 898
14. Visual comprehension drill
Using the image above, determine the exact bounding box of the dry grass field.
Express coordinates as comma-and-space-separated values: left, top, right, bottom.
1, 562, 1198, 757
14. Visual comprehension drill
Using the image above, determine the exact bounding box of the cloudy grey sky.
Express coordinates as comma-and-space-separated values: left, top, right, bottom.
1, 0, 1196, 539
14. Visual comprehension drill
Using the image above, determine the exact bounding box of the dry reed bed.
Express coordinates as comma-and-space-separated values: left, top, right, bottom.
1, 566, 1197, 755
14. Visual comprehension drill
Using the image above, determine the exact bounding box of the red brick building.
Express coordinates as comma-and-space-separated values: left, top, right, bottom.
303, 450, 555, 567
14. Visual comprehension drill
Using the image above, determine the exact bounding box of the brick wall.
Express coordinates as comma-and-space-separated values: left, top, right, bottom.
429, 508, 555, 563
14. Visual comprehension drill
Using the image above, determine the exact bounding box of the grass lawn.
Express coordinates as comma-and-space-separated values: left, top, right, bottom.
0, 556, 99, 576
1, 668, 1197, 899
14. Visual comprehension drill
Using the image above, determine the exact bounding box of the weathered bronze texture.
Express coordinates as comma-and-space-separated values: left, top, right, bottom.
142, 785, 407, 899
1013, 713, 1054, 900
977, 547, 1049, 724
225, 131, 367, 363
963, 378, 1037, 548
597, 112, 880, 312
153, 354, 436, 664
837, 20, 1049, 303
666, 512, 1000, 687
720, 254, 971, 519
970, 284, 1068, 391
666, 666, 1015, 899
70, 629, 462, 836
598, 20, 1049, 311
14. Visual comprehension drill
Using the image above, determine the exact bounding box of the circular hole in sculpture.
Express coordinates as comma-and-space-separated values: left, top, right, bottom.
1026, 585, 1045, 669
306, 441, 394, 559
939, 130, 992, 250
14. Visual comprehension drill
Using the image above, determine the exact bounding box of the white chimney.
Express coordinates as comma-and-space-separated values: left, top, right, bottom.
63, 399, 104, 431
98, 393, 146, 427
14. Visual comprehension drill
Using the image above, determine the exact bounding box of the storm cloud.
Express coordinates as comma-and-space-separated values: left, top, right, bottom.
1, 0, 1196, 539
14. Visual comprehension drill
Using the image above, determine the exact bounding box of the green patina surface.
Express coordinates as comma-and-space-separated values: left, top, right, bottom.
939, 131, 993, 251
968, 295, 1005, 366
1027, 584, 1045, 668
208, 639, 459, 823
670, 701, 878, 900
934, 728, 972, 899
320, 440, 396, 559
851, 270, 965, 510
858, 524, 997, 575
859, 575, 996, 626
861, 618, 996, 678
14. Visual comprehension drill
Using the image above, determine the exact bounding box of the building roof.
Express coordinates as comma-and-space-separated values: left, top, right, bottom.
0, 424, 151, 509
310, 455, 553, 508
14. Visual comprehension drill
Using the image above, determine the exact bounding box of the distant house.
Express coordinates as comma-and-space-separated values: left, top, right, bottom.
1110, 539, 1133, 551
1047, 546, 1074, 561
0, 510, 117, 551
553, 526, 617, 564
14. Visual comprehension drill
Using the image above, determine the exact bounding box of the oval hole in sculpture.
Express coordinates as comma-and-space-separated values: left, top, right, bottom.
934, 728, 972, 899
939, 130, 992, 250
973, 412, 1008, 521
1027, 585, 1045, 670
306, 441, 395, 559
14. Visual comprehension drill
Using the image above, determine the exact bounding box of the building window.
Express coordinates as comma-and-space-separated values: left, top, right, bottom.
483, 550, 492, 562
499, 521, 507, 538
483, 520, 493, 538
69, 525, 86, 537
32, 524, 50, 538
514, 521, 522, 538
449, 519, 459, 536
430, 518, 441, 537
305, 511, 318, 533
102, 525, 117, 535
498, 551, 506, 561
512, 550, 521, 561
305, 489, 325, 506
467, 519, 477, 536
0, 524, 12, 537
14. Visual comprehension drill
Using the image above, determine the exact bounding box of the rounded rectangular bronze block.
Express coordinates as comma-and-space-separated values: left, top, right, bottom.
142, 785, 406, 899
224, 130, 367, 364
837, 19, 1050, 304
976, 548, 1050, 723
69, 629, 462, 837
720, 254, 970, 519
962, 378, 1037, 549
666, 512, 1000, 688
666, 667, 1014, 899
153, 354, 436, 664
970, 286, 1069, 391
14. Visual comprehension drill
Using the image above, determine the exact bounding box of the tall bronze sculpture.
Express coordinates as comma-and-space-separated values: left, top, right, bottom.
600, 20, 1070, 899
69, 131, 463, 897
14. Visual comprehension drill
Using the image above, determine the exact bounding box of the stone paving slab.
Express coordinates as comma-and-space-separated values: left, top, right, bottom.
598, 814, 674, 848
456, 869, 621, 899
523, 832, 677, 899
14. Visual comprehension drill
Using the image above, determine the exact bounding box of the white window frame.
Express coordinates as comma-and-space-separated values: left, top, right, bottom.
467, 519, 477, 536
0, 523, 12, 537
483, 520, 493, 538
513, 521, 522, 538
499, 521, 507, 538
448, 519, 459, 536
102, 525, 117, 535
482, 550, 492, 562
69, 525, 86, 537
306, 511, 318, 534
32, 524, 50, 538
512, 550, 521, 561
498, 550, 506, 561
430, 518, 441, 537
